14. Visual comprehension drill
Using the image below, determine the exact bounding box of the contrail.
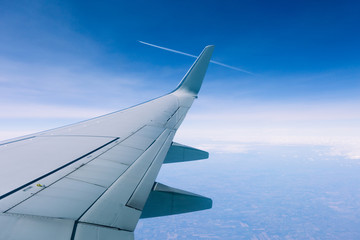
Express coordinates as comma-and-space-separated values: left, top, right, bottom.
138, 40, 253, 75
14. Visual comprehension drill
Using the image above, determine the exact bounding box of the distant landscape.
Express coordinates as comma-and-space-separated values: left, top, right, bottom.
136, 145, 360, 239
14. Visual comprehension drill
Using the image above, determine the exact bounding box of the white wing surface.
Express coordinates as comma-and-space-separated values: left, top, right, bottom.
0, 45, 214, 240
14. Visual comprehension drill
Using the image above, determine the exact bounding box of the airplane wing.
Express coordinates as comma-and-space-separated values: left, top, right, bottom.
0, 45, 214, 240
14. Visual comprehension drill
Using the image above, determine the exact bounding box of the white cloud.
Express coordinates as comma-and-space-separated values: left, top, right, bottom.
0, 91, 359, 161
328, 144, 360, 160
195, 143, 252, 154
174, 98, 360, 159
1, 97, 359, 160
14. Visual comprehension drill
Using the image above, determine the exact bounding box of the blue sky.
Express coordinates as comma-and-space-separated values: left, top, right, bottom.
2, 2, 360, 238
0, 0, 360, 158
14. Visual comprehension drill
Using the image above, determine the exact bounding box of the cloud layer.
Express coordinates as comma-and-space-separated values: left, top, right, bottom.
174, 98, 360, 159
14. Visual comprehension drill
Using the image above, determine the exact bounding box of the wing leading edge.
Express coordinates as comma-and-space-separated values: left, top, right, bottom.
0, 45, 214, 240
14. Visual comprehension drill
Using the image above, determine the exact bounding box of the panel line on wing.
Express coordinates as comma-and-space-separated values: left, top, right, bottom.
65, 177, 109, 189
3, 123, 167, 213
8, 125, 171, 221
77, 221, 133, 232
2, 124, 152, 211
165, 106, 180, 123
0, 137, 119, 201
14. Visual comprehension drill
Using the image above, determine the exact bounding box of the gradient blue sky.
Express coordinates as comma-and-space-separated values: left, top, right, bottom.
0, 0, 360, 158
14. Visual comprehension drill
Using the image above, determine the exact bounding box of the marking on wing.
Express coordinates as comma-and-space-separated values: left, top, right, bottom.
0, 137, 118, 201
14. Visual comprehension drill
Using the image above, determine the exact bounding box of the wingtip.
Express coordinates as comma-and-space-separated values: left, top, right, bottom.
173, 45, 214, 96
204, 45, 215, 52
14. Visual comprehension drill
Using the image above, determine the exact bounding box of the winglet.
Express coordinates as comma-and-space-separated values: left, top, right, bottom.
174, 45, 214, 96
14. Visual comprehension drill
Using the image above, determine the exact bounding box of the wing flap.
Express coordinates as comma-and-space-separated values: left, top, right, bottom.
74, 223, 134, 240
97, 145, 143, 166
66, 159, 128, 187
0, 213, 74, 240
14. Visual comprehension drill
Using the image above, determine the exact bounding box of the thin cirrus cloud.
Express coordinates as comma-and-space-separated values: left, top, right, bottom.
138, 41, 253, 74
